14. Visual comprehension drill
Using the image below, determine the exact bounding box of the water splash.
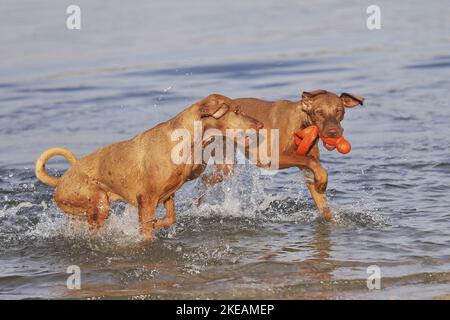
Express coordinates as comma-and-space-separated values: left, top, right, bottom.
331, 202, 390, 229
0, 163, 387, 250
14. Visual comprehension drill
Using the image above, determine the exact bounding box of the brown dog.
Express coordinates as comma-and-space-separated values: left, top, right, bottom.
35, 94, 263, 240
202, 89, 364, 220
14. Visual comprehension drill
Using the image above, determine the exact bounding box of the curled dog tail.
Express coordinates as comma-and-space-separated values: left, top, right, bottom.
35, 147, 77, 187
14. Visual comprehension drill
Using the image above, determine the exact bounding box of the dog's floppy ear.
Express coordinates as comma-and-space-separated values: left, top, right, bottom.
200, 103, 230, 119
302, 89, 327, 99
340, 92, 364, 108
301, 89, 327, 113
199, 94, 232, 119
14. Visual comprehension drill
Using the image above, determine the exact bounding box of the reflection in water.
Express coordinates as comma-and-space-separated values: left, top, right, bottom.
298, 223, 334, 299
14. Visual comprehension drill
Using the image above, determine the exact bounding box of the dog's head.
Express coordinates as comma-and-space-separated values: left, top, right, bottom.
301, 89, 364, 139
199, 94, 263, 133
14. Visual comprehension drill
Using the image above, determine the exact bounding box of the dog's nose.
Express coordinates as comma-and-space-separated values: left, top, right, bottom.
326, 128, 339, 137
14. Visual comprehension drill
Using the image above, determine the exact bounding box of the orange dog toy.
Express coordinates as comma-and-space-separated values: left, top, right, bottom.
294, 125, 351, 156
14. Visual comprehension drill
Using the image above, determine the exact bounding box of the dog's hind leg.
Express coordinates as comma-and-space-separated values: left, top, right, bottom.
55, 176, 110, 236
86, 190, 110, 235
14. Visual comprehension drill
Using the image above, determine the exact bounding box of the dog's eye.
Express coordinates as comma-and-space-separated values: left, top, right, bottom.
315, 109, 324, 116
234, 109, 239, 114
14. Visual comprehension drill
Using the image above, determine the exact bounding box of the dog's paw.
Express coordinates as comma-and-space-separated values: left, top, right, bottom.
140, 228, 154, 242
321, 207, 333, 221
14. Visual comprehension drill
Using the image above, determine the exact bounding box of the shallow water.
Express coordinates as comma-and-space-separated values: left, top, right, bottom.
0, 0, 449, 299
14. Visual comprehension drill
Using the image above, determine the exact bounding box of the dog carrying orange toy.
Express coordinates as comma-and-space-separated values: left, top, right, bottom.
294, 125, 351, 156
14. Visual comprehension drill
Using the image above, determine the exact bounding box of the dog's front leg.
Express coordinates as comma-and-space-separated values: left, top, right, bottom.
278, 154, 331, 220
137, 193, 158, 240
302, 147, 332, 220
194, 164, 234, 207
153, 195, 176, 229
278, 154, 328, 192
201, 164, 234, 184
302, 169, 332, 221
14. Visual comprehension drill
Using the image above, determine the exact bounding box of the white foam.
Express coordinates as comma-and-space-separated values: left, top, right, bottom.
0, 201, 34, 218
